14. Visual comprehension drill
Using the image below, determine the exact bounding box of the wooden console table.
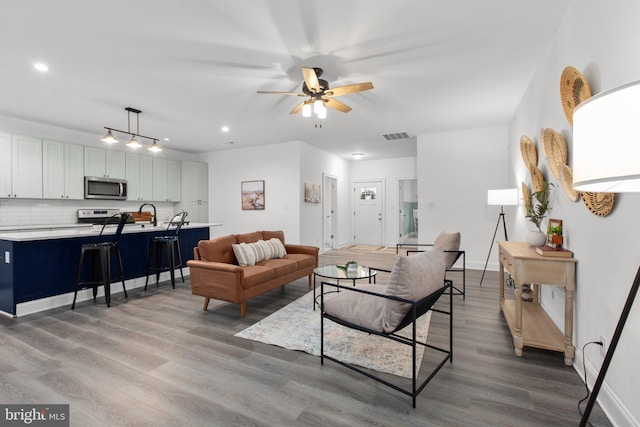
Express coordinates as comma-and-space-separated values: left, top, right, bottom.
498, 241, 577, 366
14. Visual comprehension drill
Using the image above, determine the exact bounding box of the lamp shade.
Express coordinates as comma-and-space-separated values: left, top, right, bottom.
573, 80, 640, 192
487, 188, 518, 206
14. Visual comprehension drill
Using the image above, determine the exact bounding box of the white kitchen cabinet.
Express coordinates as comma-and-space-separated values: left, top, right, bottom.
0, 132, 11, 198
178, 161, 209, 222
84, 147, 126, 179
1, 134, 43, 199
43, 140, 84, 200
152, 157, 181, 202
126, 153, 153, 201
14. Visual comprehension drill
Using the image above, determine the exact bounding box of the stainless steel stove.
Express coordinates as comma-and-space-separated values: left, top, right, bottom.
77, 208, 126, 224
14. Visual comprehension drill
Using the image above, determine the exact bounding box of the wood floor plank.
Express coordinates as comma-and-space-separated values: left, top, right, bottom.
0, 247, 612, 426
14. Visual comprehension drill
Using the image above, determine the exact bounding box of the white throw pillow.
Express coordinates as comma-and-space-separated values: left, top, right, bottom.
232, 243, 256, 266
256, 239, 274, 260
268, 238, 287, 258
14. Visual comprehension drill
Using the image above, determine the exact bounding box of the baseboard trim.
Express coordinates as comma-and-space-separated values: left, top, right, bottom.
15, 271, 189, 317
574, 345, 638, 427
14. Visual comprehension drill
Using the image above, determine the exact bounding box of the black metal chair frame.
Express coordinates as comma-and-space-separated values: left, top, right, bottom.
396, 243, 466, 299
72, 212, 131, 309
320, 274, 453, 408
145, 211, 188, 290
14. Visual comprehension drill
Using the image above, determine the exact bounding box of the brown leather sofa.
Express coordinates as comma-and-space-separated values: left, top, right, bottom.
188, 230, 319, 317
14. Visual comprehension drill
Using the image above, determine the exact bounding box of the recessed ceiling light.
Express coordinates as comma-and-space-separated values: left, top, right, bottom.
33, 62, 49, 72
164, 137, 170, 141
221, 126, 230, 132
352, 152, 365, 160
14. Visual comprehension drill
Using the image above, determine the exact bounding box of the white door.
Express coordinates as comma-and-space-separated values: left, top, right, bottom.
353, 180, 383, 246
323, 174, 337, 249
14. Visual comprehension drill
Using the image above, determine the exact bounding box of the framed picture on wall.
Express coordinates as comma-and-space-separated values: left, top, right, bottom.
304, 182, 321, 203
546, 218, 563, 248
241, 180, 265, 210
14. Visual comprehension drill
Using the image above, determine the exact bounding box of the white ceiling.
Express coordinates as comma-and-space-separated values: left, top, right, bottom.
0, 0, 571, 160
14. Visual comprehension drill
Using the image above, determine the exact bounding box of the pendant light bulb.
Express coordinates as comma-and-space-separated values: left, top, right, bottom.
100, 129, 119, 144
126, 135, 142, 149
147, 141, 162, 152
314, 99, 324, 114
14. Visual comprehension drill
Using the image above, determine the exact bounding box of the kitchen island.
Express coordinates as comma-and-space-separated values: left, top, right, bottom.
0, 223, 220, 316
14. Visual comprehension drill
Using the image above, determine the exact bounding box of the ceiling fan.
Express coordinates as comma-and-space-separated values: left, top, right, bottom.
257, 67, 374, 115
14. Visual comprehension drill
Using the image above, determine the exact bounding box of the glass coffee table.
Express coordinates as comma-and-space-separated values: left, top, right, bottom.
313, 264, 378, 310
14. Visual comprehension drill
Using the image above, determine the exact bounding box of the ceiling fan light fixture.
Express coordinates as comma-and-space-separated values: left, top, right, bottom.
313, 99, 324, 114
100, 129, 119, 144
302, 103, 312, 117
317, 105, 327, 119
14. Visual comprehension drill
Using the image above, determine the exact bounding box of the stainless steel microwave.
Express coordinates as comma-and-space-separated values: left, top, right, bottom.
84, 176, 128, 200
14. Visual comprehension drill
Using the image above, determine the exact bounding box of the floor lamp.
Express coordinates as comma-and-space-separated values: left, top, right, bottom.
479, 188, 518, 286
573, 80, 640, 426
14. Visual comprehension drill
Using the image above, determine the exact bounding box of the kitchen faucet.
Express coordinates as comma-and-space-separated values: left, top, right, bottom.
137, 203, 157, 226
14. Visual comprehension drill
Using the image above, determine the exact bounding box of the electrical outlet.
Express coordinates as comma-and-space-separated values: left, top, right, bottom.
599, 335, 606, 356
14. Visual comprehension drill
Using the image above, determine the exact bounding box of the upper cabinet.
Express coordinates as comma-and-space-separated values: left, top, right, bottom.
126, 153, 153, 201
84, 147, 126, 179
43, 140, 84, 200
1, 133, 43, 199
152, 157, 181, 202
178, 161, 209, 222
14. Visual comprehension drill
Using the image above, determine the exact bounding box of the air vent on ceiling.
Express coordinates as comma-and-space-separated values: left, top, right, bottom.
380, 132, 410, 142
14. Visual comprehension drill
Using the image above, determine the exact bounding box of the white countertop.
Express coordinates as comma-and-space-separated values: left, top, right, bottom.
0, 223, 221, 242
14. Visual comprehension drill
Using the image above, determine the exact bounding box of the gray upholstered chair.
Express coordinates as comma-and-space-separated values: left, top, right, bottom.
320, 248, 453, 407
396, 231, 466, 299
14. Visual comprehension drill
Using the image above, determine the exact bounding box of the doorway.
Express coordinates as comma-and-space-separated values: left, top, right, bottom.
353, 180, 383, 246
398, 178, 418, 244
323, 174, 337, 250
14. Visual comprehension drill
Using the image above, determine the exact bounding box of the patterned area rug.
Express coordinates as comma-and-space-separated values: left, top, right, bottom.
235, 291, 431, 378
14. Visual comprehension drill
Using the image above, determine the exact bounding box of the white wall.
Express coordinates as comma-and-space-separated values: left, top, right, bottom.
509, 1, 640, 424
417, 126, 510, 269
204, 141, 302, 242
299, 143, 351, 248
351, 157, 417, 247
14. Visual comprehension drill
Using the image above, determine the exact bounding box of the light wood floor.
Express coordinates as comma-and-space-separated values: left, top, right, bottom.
0, 247, 611, 426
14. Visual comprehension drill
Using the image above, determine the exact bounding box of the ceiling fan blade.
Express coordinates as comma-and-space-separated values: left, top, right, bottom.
324, 98, 352, 113
325, 82, 374, 97
257, 90, 305, 96
301, 67, 321, 93
289, 101, 306, 115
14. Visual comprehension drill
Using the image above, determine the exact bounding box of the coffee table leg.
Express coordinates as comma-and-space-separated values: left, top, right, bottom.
313, 273, 317, 310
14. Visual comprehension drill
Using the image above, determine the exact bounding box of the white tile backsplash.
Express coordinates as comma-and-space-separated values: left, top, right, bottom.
0, 199, 177, 226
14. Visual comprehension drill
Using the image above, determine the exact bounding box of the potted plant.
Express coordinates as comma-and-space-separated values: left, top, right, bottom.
525, 181, 553, 247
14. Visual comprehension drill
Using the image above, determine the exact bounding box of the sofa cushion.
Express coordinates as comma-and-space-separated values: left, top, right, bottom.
198, 235, 238, 263
382, 247, 446, 333
285, 253, 315, 270
236, 231, 264, 244
262, 230, 285, 244
242, 265, 276, 289
259, 258, 298, 276
323, 284, 386, 331
433, 231, 461, 269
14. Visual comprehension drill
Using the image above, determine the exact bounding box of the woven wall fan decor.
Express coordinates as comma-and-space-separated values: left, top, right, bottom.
520, 135, 537, 172
541, 128, 568, 181
559, 163, 580, 202
581, 191, 615, 216
521, 182, 531, 211
560, 66, 592, 126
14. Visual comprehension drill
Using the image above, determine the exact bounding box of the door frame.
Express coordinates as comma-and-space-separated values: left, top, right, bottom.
322, 173, 338, 251
352, 178, 385, 246
397, 177, 418, 244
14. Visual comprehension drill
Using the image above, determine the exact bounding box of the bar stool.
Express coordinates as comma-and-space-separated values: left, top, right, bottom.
145, 211, 188, 290
72, 212, 131, 309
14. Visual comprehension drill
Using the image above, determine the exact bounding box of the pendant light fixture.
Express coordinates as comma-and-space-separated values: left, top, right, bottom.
101, 107, 161, 151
